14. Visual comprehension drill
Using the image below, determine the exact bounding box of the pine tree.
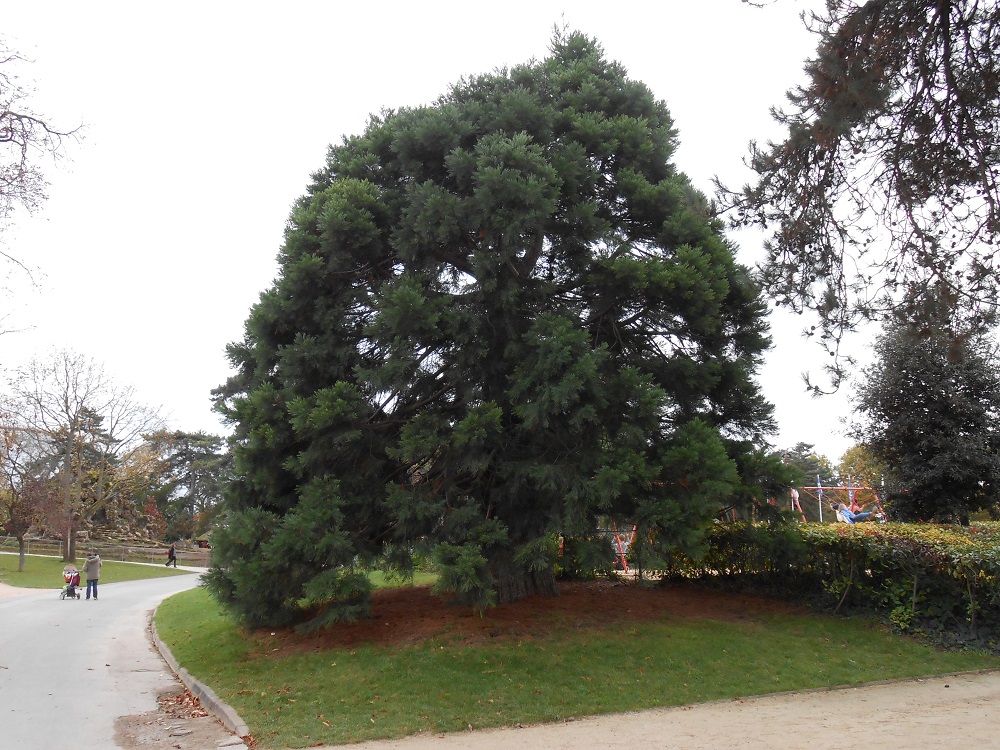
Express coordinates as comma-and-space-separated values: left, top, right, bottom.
209, 31, 776, 629
780, 442, 839, 488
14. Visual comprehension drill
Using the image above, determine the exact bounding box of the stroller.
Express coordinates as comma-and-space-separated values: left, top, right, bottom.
60, 566, 81, 600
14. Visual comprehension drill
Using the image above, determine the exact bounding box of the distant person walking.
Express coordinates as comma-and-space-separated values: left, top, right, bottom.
83, 551, 102, 600
166, 544, 177, 568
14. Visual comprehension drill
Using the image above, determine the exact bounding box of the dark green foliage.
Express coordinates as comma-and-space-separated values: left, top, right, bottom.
727, 447, 803, 520
852, 303, 1000, 524
680, 521, 1000, 652
209, 31, 776, 628
718, 1, 1000, 388
557, 533, 615, 581
692, 521, 810, 582
148, 431, 229, 540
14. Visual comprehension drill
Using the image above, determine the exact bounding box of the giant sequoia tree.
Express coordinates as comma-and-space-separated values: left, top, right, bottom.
209, 32, 776, 630
721, 0, 1000, 388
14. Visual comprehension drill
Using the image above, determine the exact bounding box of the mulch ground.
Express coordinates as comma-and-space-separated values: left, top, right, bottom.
260, 579, 805, 654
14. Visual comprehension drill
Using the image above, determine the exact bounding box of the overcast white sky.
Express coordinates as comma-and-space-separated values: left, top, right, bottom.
2, 0, 866, 460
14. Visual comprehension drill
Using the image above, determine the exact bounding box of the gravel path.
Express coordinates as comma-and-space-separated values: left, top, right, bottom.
336, 670, 1000, 750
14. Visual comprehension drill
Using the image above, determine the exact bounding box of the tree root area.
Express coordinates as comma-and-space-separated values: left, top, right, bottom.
259, 579, 804, 654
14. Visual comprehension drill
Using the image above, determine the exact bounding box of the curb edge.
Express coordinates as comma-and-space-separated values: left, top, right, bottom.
150, 619, 251, 738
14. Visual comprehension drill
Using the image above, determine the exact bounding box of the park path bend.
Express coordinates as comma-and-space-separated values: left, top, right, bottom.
0, 573, 200, 748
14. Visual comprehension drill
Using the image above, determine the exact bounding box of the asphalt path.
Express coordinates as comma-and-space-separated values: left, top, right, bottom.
0, 570, 201, 748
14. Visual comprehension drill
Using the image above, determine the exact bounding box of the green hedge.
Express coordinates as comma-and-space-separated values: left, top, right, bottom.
671, 521, 1000, 651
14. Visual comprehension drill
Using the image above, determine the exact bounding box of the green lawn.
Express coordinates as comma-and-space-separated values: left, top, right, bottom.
155, 585, 1000, 749
0, 552, 195, 589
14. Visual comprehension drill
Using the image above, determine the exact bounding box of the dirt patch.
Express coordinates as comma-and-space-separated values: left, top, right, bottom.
114, 686, 250, 749
255, 579, 803, 654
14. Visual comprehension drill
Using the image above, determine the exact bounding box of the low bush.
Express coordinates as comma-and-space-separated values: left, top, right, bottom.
671, 521, 1000, 652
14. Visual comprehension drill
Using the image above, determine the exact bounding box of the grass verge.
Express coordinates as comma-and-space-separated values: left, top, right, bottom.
0, 552, 195, 589
155, 585, 1000, 749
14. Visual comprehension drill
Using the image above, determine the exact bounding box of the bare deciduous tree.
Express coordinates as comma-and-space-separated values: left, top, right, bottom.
4, 350, 163, 560
0, 39, 81, 332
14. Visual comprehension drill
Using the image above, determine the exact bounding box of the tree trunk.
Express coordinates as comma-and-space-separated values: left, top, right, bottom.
489, 549, 558, 605
64, 511, 80, 562
61, 438, 74, 562
17, 536, 26, 572
68, 519, 79, 561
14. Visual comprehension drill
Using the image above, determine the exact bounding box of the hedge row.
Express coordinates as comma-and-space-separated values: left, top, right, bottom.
669, 521, 1000, 651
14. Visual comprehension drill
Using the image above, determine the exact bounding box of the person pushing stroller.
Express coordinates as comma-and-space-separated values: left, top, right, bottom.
82, 551, 102, 600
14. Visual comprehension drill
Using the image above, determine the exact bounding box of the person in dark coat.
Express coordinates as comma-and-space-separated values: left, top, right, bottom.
83, 552, 102, 600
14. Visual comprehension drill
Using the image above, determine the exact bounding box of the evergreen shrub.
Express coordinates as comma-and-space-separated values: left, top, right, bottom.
672, 521, 1000, 651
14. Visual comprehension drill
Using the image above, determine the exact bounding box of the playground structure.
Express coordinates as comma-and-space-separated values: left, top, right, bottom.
608, 522, 661, 574
605, 484, 887, 570
720, 485, 886, 523
611, 522, 635, 573
792, 485, 885, 523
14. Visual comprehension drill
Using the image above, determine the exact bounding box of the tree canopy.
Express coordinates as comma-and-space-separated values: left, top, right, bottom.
851, 296, 1000, 523
780, 441, 839, 487
147, 430, 229, 540
719, 0, 1000, 389
3, 349, 164, 558
0, 416, 58, 570
209, 31, 778, 630
836, 443, 887, 492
